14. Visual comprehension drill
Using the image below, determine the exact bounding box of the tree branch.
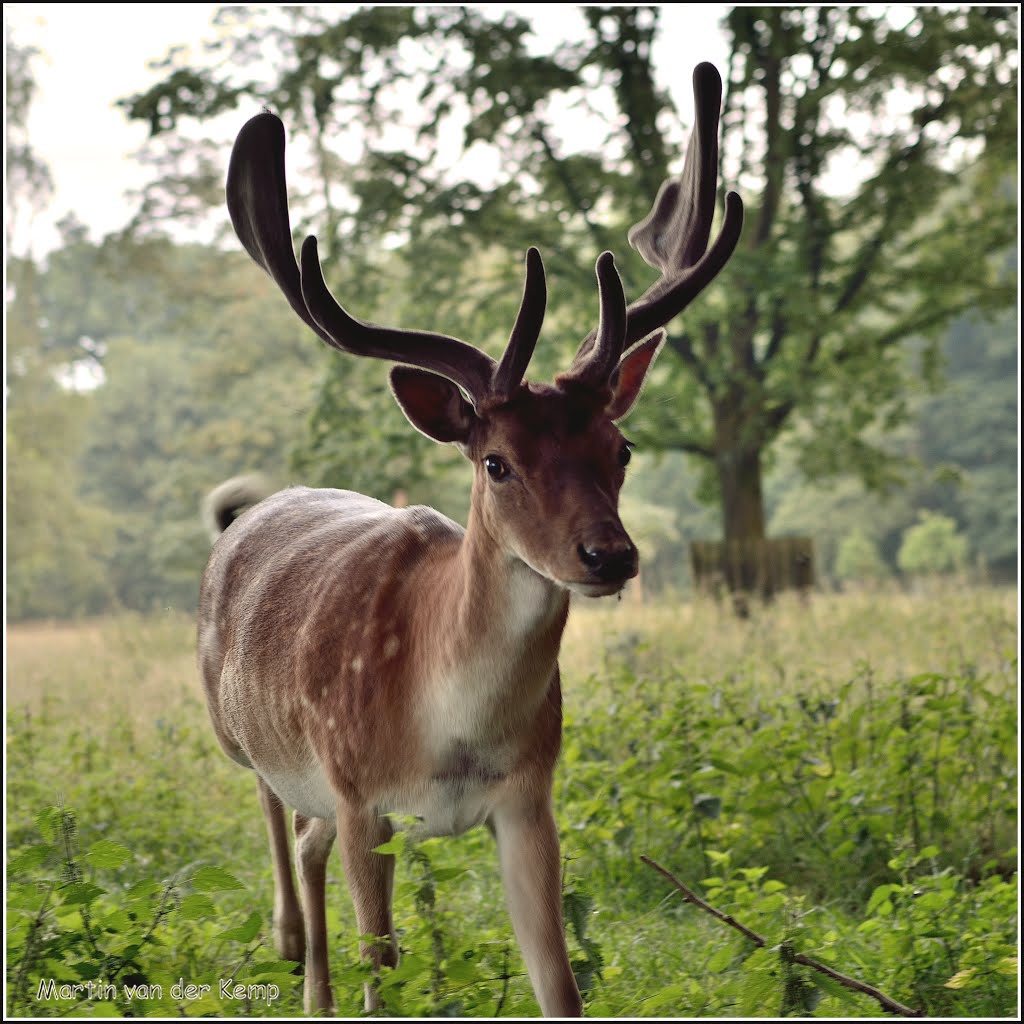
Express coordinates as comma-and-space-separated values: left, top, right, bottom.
792, 6, 833, 297
531, 123, 613, 255
666, 330, 714, 395
640, 856, 925, 1019
761, 305, 788, 366
752, 46, 783, 249
764, 399, 795, 436
832, 209, 897, 315
665, 436, 716, 460
835, 299, 993, 363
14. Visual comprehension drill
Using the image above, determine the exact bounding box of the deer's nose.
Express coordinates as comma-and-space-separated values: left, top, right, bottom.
577, 539, 638, 582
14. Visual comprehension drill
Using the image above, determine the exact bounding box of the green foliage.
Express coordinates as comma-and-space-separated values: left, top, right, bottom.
6, 589, 1017, 1016
6, 234, 321, 621
859, 846, 1018, 1016
6, 805, 300, 1018
116, 5, 1018, 547
667, 847, 1017, 1017
913, 310, 1019, 576
897, 512, 969, 576
6, 260, 116, 619
8, 8, 1017, 622
834, 528, 890, 582
290, 349, 470, 522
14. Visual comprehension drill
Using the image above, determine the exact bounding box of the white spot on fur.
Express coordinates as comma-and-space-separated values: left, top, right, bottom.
327, 718, 335, 730
382, 635, 400, 660
351, 656, 363, 674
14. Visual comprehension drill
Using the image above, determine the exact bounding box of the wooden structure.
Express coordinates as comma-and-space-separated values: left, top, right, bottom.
690, 536, 815, 599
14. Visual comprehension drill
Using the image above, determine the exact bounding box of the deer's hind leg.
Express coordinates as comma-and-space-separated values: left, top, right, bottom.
256, 776, 305, 964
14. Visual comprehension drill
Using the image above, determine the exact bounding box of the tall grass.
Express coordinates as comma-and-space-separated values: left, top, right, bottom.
6, 586, 1018, 1017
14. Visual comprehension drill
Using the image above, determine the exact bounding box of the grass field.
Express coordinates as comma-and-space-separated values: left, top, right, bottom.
6, 586, 1019, 1017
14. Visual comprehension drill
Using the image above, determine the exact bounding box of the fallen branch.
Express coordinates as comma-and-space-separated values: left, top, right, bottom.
640, 855, 924, 1018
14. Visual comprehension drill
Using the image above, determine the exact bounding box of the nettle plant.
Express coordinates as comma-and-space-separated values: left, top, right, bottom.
6, 806, 299, 1017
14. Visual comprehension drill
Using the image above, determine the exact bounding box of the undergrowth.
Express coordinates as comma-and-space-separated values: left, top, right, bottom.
6, 587, 1018, 1016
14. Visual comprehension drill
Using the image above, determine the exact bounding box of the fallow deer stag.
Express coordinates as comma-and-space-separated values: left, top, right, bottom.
198, 62, 742, 1017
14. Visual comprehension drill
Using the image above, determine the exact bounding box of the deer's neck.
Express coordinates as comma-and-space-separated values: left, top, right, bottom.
410, 502, 570, 722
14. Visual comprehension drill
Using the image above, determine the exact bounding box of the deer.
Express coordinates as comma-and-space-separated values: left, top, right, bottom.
198, 62, 742, 1017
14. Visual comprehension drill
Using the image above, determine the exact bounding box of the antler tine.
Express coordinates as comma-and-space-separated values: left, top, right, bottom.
299, 237, 496, 402
628, 62, 723, 275
561, 252, 628, 388
570, 62, 744, 372
621, 190, 743, 345
493, 247, 546, 401
227, 110, 498, 404
226, 112, 335, 347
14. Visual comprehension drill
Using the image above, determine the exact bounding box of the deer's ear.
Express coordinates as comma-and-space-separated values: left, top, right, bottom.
390, 366, 477, 444
606, 331, 665, 421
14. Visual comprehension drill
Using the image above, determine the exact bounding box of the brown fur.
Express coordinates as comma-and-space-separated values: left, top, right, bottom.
198, 386, 634, 1017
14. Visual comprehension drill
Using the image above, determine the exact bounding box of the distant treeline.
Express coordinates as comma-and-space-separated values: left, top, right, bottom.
6, 229, 1017, 622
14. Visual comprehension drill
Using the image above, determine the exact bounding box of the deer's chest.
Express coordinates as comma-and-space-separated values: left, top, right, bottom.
380, 765, 503, 835
379, 740, 512, 837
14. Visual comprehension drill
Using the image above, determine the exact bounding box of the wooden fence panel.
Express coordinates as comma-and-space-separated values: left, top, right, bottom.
690, 537, 816, 599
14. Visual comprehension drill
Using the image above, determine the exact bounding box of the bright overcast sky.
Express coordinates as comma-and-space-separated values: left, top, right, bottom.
5, 3, 730, 259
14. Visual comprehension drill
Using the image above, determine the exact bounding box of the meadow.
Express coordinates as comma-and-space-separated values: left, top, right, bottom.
6, 586, 1018, 1018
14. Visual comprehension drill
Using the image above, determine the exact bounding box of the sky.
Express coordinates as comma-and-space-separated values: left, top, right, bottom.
6, 3, 226, 256
5, 3, 732, 260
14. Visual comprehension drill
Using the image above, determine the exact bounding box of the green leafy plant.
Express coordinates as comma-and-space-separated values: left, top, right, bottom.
898, 512, 969, 576
835, 528, 891, 582
6, 806, 301, 1018
6, 590, 1017, 1017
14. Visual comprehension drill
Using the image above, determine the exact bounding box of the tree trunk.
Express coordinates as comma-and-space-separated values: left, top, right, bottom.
697, 443, 816, 606
716, 445, 766, 544
710, 415, 769, 610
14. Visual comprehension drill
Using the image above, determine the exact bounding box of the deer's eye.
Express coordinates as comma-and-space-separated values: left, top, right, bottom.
619, 442, 633, 468
484, 455, 510, 481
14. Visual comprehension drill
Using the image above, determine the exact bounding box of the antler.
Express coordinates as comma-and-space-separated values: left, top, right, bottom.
562, 252, 629, 389
226, 112, 545, 405
566, 62, 744, 381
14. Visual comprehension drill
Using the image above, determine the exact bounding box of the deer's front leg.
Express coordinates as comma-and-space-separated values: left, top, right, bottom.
336, 801, 399, 1013
491, 797, 583, 1017
293, 812, 337, 1015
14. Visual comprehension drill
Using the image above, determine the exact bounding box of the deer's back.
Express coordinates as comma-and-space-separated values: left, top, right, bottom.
197, 486, 463, 810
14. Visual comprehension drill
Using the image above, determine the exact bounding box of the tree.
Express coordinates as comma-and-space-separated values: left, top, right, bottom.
5, 42, 116, 619
897, 511, 968, 576
6, 257, 117, 619
912, 309, 1018, 578
7, 215, 325, 617
119, 5, 1018, 570
835, 528, 890, 584
768, 304, 1018, 582
5, 36, 54, 255
697, 6, 1016, 546
69, 239, 323, 612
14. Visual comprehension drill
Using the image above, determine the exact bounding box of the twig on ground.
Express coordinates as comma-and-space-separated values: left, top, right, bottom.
640, 854, 925, 1018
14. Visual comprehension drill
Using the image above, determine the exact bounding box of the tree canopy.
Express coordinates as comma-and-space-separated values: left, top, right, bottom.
5, 6, 1018, 618
120, 5, 1017, 554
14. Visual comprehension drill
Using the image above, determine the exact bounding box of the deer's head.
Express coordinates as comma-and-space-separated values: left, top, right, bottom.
227, 64, 742, 597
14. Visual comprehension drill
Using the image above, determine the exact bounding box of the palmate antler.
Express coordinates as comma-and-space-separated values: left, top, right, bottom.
226, 113, 545, 405
564, 62, 744, 388
226, 62, 741, 408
